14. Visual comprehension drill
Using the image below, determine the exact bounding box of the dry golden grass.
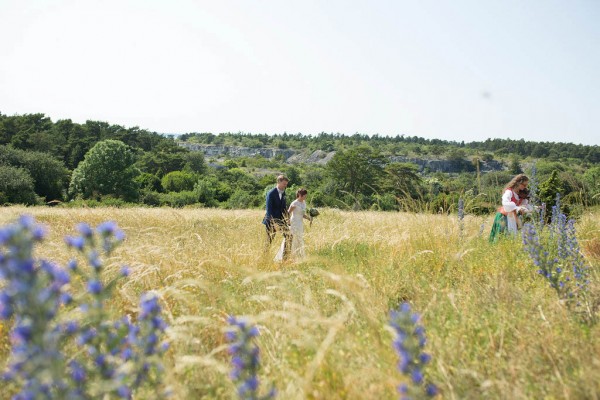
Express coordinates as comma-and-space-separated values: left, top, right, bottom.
1, 206, 599, 399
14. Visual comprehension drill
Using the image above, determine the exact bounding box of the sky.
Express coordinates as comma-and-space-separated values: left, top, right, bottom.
1, 0, 599, 145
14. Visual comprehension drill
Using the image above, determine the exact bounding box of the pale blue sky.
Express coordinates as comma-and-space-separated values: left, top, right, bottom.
1, 0, 599, 145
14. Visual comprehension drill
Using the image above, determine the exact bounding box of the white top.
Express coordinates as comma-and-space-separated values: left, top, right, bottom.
502, 189, 529, 213
502, 189, 532, 235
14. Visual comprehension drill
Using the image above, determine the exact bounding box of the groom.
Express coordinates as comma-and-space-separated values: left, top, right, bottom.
263, 174, 291, 259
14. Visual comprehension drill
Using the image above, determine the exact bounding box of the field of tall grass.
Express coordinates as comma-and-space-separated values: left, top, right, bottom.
1, 206, 599, 399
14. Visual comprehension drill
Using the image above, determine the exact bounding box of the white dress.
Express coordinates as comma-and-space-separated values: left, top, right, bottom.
274, 199, 306, 261
501, 189, 530, 235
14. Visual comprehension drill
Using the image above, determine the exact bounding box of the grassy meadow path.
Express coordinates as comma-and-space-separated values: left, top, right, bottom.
1, 206, 599, 399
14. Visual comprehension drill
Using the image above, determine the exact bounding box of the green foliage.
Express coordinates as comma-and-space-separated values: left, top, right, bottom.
0, 113, 181, 172
136, 149, 186, 177
194, 178, 219, 207
300, 167, 325, 191
161, 171, 197, 192
139, 189, 162, 206
509, 156, 523, 174
538, 170, 564, 212
583, 166, 600, 205
221, 168, 259, 192
0, 145, 69, 201
429, 192, 461, 214
284, 166, 302, 187
213, 180, 234, 202
135, 173, 163, 192
5, 113, 53, 150
225, 189, 261, 209
0, 165, 39, 204
183, 151, 207, 174
371, 193, 399, 211
382, 162, 422, 198
258, 174, 277, 188
446, 148, 466, 161
223, 159, 239, 169
535, 160, 567, 178
326, 145, 385, 201
481, 153, 494, 162
158, 190, 199, 207
69, 140, 140, 201
306, 189, 332, 208
2, 111, 600, 211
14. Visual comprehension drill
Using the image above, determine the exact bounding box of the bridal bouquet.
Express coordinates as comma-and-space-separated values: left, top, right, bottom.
309, 208, 320, 218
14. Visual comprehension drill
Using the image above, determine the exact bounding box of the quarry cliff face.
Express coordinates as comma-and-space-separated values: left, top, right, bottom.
178, 142, 505, 173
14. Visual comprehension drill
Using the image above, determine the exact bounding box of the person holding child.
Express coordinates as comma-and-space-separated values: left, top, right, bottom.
274, 188, 312, 261
489, 174, 533, 242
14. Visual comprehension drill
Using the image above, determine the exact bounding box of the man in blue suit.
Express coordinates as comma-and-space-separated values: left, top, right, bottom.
263, 174, 291, 259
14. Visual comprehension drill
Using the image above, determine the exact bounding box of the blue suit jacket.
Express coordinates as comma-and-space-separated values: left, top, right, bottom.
263, 187, 287, 225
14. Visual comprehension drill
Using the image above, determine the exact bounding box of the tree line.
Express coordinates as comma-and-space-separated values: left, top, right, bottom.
1, 112, 599, 215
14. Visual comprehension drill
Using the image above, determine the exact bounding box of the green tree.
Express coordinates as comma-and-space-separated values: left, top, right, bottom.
284, 166, 302, 187
583, 166, 600, 205
226, 189, 260, 209
447, 148, 466, 161
194, 177, 218, 207
481, 153, 494, 162
326, 145, 385, 202
69, 139, 140, 201
0, 165, 38, 204
509, 156, 523, 174
161, 171, 197, 192
382, 162, 422, 197
135, 172, 162, 192
298, 167, 326, 195
222, 168, 259, 192
183, 151, 207, 174
134, 140, 187, 177
538, 170, 564, 213
0, 145, 69, 201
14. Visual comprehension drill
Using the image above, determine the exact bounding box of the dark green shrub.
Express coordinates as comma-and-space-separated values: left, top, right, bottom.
161, 171, 197, 192
159, 191, 199, 207
0, 165, 39, 205
225, 189, 260, 209
136, 173, 162, 192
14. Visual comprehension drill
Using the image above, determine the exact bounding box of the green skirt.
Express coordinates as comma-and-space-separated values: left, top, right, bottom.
488, 212, 508, 243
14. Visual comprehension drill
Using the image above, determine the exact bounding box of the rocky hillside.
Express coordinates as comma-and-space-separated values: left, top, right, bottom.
178, 142, 505, 173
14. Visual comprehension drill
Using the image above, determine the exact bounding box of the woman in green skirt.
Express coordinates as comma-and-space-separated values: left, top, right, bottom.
489, 174, 530, 243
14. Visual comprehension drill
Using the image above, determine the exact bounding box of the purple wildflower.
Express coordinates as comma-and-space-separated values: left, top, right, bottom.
1, 216, 168, 399
226, 316, 276, 400
522, 196, 593, 322
87, 280, 102, 294
390, 303, 438, 398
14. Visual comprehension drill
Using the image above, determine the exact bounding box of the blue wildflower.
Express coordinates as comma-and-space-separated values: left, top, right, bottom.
390, 303, 438, 398
226, 316, 276, 400
522, 196, 593, 323
65, 236, 85, 250
1, 216, 169, 399
69, 360, 86, 383
77, 223, 94, 238
87, 280, 103, 294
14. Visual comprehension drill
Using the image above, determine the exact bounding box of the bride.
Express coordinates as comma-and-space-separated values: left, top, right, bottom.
275, 188, 312, 261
